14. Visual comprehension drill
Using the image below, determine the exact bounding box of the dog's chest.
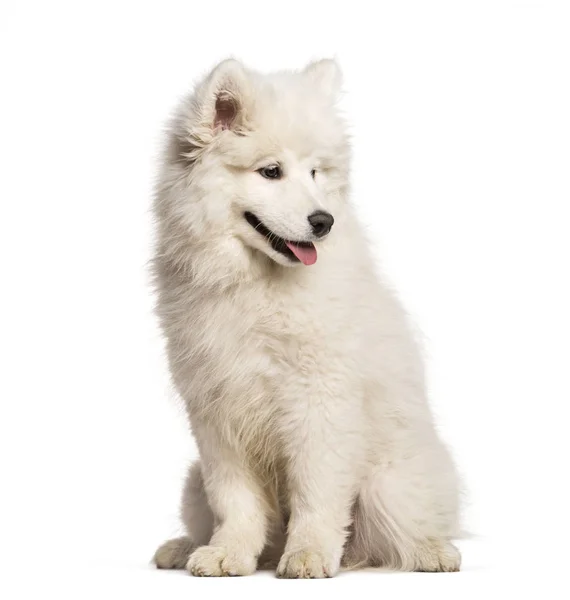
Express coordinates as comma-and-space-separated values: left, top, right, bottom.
178, 283, 321, 419
178, 289, 299, 457
190, 282, 317, 365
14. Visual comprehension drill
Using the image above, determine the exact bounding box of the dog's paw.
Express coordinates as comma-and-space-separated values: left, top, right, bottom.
415, 540, 461, 573
154, 536, 195, 569
276, 549, 336, 579
186, 545, 256, 577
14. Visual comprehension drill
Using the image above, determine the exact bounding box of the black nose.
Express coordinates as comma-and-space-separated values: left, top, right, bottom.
308, 210, 334, 238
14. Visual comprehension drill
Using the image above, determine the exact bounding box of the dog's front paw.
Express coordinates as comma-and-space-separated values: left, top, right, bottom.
276, 549, 337, 579
187, 545, 256, 577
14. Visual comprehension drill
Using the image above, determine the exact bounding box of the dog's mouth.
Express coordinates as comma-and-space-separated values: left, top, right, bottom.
244, 212, 317, 265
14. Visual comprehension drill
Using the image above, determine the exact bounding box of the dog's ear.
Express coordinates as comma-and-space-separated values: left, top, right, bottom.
169, 59, 252, 167
304, 58, 343, 98
195, 59, 252, 132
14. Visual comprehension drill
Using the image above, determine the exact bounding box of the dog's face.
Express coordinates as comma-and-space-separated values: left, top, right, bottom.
159, 59, 349, 280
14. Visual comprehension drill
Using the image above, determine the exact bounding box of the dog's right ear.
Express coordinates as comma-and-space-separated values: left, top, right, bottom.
194, 59, 252, 133
169, 59, 252, 167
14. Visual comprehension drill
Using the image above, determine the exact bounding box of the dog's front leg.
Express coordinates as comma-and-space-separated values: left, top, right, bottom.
277, 389, 363, 578
186, 428, 268, 577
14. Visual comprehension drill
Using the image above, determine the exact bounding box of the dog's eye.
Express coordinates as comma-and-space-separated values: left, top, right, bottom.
311, 169, 317, 179
258, 165, 282, 180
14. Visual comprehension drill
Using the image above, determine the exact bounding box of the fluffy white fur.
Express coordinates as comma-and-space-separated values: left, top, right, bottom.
152, 58, 461, 578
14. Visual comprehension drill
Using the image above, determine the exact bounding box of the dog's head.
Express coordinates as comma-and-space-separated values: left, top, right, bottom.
156, 58, 349, 284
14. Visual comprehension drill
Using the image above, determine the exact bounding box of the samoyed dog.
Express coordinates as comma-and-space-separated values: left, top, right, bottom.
152, 58, 461, 578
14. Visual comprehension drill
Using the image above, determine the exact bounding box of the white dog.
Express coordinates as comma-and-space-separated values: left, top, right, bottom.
152, 58, 461, 578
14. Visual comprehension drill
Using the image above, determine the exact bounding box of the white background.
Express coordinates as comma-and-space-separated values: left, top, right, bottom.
1, 1, 569, 598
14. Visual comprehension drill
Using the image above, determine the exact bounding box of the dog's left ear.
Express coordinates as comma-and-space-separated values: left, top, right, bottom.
304, 58, 343, 98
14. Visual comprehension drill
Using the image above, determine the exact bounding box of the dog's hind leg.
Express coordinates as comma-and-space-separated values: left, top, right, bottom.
153, 461, 214, 569
345, 458, 461, 572
154, 536, 195, 569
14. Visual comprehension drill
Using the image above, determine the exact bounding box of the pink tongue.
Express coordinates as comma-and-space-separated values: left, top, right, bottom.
285, 241, 317, 265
